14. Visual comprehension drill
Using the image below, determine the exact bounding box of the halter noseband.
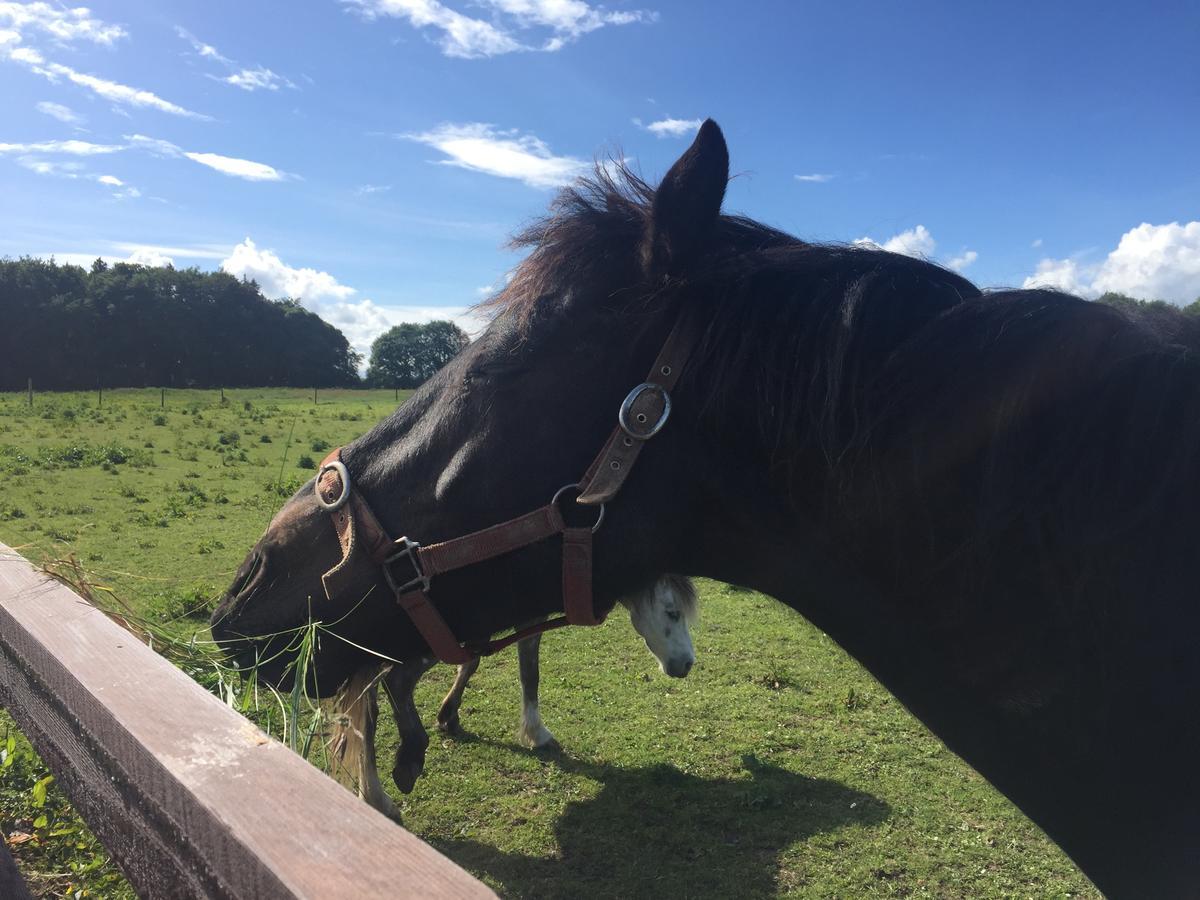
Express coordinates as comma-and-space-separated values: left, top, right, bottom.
314, 317, 696, 665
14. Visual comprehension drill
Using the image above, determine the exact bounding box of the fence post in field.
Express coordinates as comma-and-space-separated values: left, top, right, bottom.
220, 387, 225, 403
161, 387, 165, 408
313, 387, 318, 404
395, 386, 399, 402
98, 379, 102, 408
27, 378, 32, 407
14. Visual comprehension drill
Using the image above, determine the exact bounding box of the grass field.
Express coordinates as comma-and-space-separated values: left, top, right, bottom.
0, 388, 1099, 898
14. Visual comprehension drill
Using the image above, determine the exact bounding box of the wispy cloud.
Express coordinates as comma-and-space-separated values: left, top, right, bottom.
0, 2, 126, 45
176, 27, 296, 92
224, 66, 294, 91
1031, 238, 1043, 248
404, 122, 588, 188
634, 117, 701, 139
1, 42, 208, 118
794, 173, 835, 183
125, 134, 290, 181
0, 139, 122, 155
1024, 221, 1200, 303
35, 100, 83, 126
345, 0, 653, 58
355, 183, 393, 195
174, 26, 233, 65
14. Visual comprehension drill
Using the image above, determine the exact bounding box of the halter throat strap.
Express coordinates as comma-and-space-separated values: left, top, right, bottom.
315, 314, 696, 664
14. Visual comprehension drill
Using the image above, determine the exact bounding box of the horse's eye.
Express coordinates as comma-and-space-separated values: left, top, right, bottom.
667, 610, 681, 622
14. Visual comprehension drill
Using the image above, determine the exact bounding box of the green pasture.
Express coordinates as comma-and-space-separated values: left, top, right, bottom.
0, 388, 1097, 898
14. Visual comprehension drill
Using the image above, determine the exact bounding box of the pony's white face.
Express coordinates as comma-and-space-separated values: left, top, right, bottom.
623, 574, 697, 678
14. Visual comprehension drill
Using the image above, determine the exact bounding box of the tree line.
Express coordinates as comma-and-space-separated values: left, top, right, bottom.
0, 257, 363, 391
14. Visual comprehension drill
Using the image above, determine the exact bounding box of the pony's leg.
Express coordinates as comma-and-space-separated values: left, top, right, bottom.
436, 655, 480, 736
355, 682, 399, 817
517, 634, 558, 749
381, 657, 436, 794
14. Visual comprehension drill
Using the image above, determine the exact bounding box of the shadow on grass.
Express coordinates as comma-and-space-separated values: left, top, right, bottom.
431, 752, 889, 899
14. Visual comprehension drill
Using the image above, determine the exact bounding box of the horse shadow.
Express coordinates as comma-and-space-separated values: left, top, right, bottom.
430, 752, 889, 899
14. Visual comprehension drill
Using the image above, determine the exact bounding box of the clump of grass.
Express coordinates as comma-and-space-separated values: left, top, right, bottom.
296, 454, 316, 470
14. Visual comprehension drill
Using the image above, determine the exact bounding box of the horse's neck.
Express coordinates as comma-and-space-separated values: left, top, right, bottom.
714, 517, 1200, 895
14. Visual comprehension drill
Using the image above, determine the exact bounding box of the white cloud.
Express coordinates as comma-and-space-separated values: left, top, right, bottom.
96, 174, 122, 186
0, 138, 121, 155
16, 156, 83, 176
794, 173, 834, 183
219, 237, 485, 360
1031, 238, 1043, 248
346, 0, 522, 58
224, 66, 294, 91
2, 45, 208, 118
1025, 222, 1200, 303
405, 122, 588, 189
345, 0, 652, 58
176, 28, 296, 92
856, 224, 937, 259
222, 238, 356, 303
183, 151, 285, 181
124, 246, 173, 266
0, 2, 126, 45
355, 183, 393, 195
111, 242, 230, 261
35, 100, 82, 125
638, 117, 701, 139
125, 134, 290, 181
946, 250, 978, 272
174, 26, 233, 65
1023, 257, 1089, 295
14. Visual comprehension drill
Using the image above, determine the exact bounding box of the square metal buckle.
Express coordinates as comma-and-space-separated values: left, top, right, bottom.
383, 537, 430, 594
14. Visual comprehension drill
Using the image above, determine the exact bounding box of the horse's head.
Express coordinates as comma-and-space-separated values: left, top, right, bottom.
623, 574, 697, 678
211, 121, 739, 693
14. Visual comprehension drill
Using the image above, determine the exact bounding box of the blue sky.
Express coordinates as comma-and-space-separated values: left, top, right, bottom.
2, 0, 1198, 358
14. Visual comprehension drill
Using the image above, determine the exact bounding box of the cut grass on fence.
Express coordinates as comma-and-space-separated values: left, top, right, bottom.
0, 388, 1099, 899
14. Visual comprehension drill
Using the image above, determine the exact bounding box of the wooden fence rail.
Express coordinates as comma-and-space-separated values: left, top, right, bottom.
0, 543, 495, 899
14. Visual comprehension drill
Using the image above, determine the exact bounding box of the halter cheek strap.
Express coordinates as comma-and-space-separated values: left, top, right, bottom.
315, 315, 696, 665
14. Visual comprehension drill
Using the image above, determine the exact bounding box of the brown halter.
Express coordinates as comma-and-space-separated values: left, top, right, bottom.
314, 316, 697, 665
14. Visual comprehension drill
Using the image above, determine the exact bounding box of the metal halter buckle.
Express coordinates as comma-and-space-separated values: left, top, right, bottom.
315, 460, 351, 511
552, 483, 606, 533
618, 383, 671, 441
383, 537, 431, 594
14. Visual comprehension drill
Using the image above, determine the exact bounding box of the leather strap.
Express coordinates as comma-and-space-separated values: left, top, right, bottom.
562, 528, 602, 626
314, 310, 696, 664
394, 590, 475, 665
577, 316, 696, 504
417, 504, 566, 577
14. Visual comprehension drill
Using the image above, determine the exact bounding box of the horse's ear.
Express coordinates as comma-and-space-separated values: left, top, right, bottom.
642, 119, 729, 277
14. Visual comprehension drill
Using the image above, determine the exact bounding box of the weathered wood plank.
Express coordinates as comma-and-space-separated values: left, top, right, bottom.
0, 838, 35, 900
0, 544, 495, 900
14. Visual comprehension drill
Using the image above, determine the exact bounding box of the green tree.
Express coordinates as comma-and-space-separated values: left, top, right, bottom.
0, 256, 362, 389
366, 320, 470, 388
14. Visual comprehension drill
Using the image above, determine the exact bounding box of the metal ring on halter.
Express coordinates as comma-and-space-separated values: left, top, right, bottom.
315, 460, 352, 511
618, 383, 671, 441
552, 483, 605, 533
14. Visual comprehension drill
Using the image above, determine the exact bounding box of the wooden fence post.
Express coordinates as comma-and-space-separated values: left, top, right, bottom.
0, 543, 495, 900
27, 378, 32, 407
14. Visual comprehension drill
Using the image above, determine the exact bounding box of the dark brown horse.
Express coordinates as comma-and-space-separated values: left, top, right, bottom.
212, 121, 1200, 896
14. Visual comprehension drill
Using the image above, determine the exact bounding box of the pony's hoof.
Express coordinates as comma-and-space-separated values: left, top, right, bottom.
520, 725, 560, 751
391, 760, 424, 794
437, 714, 463, 736
533, 736, 562, 754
